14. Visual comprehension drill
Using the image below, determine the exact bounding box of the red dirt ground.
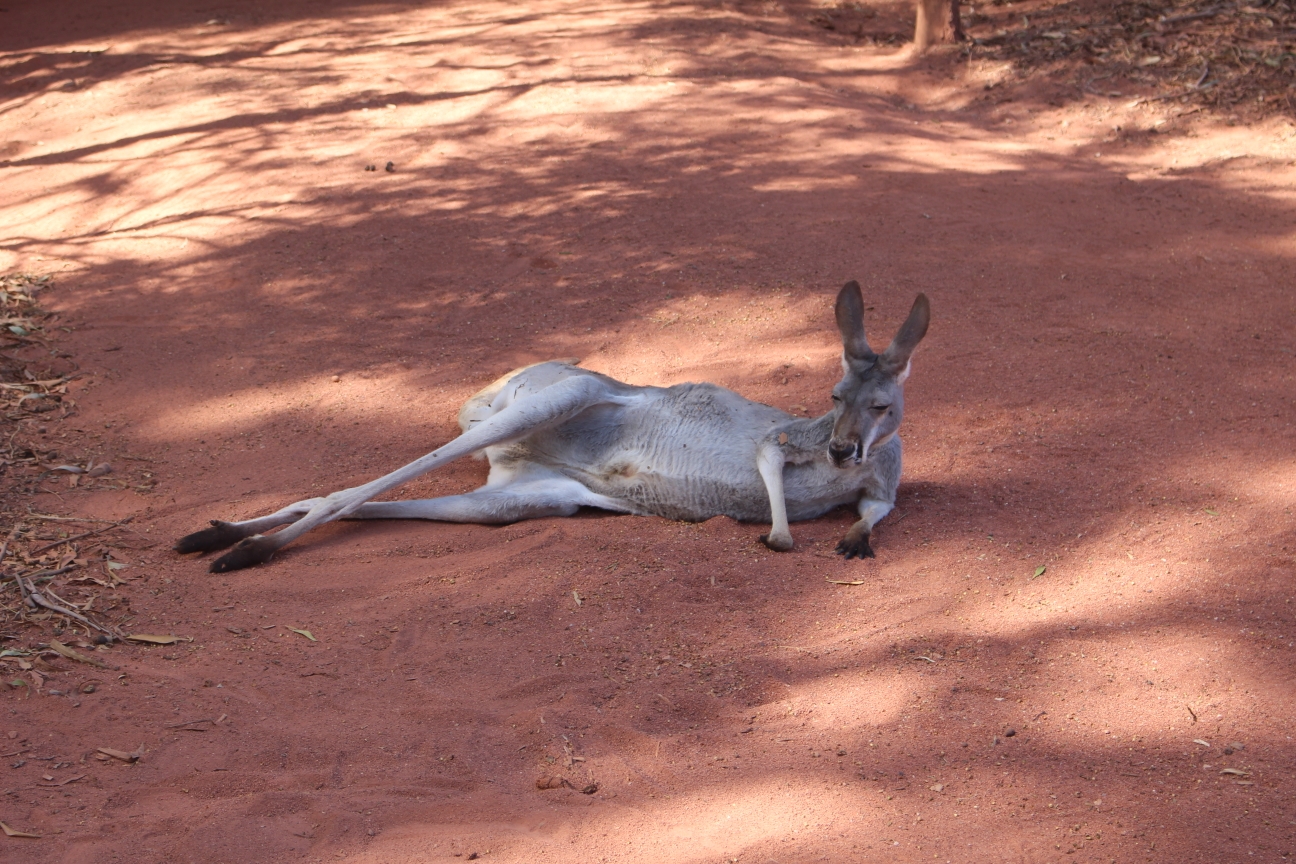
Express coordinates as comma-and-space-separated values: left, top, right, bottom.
2, 1, 1295, 862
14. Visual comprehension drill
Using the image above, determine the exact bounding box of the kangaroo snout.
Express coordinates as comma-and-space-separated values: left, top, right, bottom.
828, 440, 860, 466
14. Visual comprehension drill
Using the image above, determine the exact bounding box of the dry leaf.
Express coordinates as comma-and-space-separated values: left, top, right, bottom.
48, 639, 110, 669
826, 578, 866, 586
1033, 565, 1047, 578
97, 744, 144, 763
287, 627, 317, 642
572, 590, 583, 607
0, 821, 40, 838
125, 634, 187, 644
1220, 768, 1250, 776
1192, 739, 1210, 747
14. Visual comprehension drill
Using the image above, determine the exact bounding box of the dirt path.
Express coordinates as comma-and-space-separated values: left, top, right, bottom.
2, 1, 1294, 862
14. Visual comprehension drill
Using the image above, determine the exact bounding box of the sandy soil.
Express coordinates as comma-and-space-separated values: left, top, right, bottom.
2, 1, 1295, 862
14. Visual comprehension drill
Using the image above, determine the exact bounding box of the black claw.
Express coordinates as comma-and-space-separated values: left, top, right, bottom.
175, 520, 247, 554
209, 536, 277, 572
835, 536, 875, 559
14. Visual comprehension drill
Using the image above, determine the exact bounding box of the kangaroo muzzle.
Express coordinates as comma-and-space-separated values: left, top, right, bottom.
828, 440, 861, 466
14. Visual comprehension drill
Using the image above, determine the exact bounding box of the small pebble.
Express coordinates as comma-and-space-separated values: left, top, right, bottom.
385, 161, 395, 172
331, 375, 341, 383
1005, 728, 1016, 737
47, 689, 63, 696
81, 683, 96, 694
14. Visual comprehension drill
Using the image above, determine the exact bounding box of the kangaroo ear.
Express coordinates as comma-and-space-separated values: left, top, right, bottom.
835, 280, 874, 360
880, 293, 930, 375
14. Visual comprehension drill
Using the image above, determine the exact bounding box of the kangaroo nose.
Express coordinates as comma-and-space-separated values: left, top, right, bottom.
828, 441, 857, 464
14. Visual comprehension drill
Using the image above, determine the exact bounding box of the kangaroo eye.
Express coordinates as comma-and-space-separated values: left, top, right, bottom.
831, 395, 842, 403
871, 404, 890, 413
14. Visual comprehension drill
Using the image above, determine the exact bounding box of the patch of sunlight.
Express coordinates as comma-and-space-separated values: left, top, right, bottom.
776, 669, 925, 730
138, 371, 438, 441
349, 777, 896, 864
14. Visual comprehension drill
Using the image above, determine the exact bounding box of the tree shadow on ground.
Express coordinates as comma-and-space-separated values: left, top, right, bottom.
2, 2, 1294, 862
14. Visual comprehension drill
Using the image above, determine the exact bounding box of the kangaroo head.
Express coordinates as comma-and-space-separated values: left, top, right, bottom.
828, 281, 930, 467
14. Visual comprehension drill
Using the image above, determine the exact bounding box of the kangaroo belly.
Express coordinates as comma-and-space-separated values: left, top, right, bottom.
572, 465, 771, 522
565, 454, 872, 523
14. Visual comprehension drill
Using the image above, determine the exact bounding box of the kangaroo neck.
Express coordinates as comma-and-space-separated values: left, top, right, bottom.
774, 411, 836, 459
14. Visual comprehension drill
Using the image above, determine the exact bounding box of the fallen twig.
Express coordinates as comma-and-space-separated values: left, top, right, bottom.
24, 512, 122, 524
1159, 5, 1227, 26
165, 717, 214, 729
37, 773, 84, 787
30, 517, 133, 555
22, 577, 113, 635
0, 526, 18, 570
15, 563, 80, 583
12, 570, 31, 605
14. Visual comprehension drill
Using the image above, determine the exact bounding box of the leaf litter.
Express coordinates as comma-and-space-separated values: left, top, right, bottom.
955, 0, 1296, 119
0, 273, 164, 690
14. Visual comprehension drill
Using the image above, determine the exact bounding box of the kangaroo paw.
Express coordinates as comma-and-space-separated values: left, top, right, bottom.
175, 520, 248, 554
834, 533, 875, 559
209, 536, 277, 572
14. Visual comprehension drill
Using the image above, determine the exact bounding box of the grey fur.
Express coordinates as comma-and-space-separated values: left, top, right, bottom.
176, 282, 929, 571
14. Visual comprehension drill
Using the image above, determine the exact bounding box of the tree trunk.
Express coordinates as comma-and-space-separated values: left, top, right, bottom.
913, 0, 964, 52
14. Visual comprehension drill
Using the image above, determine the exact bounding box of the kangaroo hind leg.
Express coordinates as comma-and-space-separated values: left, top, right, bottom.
199, 372, 621, 573
347, 472, 632, 524
457, 359, 581, 435
174, 498, 326, 554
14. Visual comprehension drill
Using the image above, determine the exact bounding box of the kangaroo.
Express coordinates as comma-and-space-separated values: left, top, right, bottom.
175, 281, 929, 572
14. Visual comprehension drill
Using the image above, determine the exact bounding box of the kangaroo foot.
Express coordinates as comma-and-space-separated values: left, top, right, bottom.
175, 520, 250, 554
209, 536, 278, 572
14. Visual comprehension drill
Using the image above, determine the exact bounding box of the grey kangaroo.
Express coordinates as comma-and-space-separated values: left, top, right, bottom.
176, 281, 930, 572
